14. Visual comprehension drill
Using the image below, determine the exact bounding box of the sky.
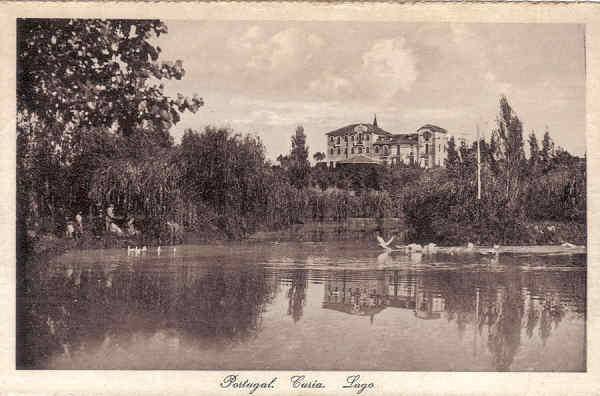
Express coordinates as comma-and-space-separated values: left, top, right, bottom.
153, 21, 585, 161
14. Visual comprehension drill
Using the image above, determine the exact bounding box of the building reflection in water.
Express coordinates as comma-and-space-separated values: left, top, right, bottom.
322, 269, 446, 322
321, 253, 585, 370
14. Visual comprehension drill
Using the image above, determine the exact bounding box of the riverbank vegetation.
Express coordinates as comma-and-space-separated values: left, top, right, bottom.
17, 19, 586, 269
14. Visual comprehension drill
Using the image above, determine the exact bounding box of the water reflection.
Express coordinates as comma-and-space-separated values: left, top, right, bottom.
18, 244, 585, 371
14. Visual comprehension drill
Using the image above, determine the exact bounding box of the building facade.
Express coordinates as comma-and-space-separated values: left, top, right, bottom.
325, 117, 448, 169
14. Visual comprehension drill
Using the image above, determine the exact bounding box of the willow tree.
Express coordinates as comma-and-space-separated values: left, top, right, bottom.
89, 151, 185, 222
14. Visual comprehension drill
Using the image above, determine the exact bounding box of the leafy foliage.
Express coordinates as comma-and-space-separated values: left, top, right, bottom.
18, 19, 202, 138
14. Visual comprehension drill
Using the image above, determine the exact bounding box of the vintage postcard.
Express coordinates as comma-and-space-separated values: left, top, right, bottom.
2, 1, 600, 395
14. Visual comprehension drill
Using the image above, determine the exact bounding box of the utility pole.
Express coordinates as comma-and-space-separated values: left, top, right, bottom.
476, 124, 481, 200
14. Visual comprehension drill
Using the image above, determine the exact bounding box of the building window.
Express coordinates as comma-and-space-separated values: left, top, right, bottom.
425, 144, 429, 154
439, 144, 441, 152
337, 137, 340, 144
351, 147, 355, 154
344, 136, 348, 142
351, 135, 354, 141
384, 146, 389, 155
337, 148, 341, 155
330, 148, 334, 155
344, 148, 348, 154
375, 146, 379, 154
366, 147, 370, 153
366, 134, 369, 140
358, 147, 362, 154
330, 136, 334, 142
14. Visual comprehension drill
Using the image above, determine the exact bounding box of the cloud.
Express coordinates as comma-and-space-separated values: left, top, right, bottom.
358, 37, 418, 100
307, 72, 352, 98
227, 25, 266, 51
230, 27, 325, 72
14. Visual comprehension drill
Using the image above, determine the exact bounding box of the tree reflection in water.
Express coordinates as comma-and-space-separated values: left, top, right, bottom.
18, 247, 585, 371
18, 258, 276, 368
287, 268, 308, 323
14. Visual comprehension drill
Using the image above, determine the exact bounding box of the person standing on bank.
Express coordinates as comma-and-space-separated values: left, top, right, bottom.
106, 204, 115, 232
75, 211, 83, 237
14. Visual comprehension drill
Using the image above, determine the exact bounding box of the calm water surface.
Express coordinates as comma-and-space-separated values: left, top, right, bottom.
18, 241, 586, 371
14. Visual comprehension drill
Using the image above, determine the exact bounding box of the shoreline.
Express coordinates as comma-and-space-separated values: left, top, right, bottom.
21, 217, 585, 265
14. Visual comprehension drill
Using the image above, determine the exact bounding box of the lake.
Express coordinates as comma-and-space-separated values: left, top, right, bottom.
17, 241, 586, 371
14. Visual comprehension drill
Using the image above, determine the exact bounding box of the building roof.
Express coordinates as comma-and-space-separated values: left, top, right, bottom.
326, 123, 393, 137
338, 154, 382, 165
417, 124, 448, 134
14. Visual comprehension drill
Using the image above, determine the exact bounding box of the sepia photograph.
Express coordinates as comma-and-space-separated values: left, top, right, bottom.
15, 16, 587, 375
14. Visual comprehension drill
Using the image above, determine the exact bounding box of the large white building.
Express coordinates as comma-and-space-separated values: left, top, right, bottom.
325, 116, 449, 169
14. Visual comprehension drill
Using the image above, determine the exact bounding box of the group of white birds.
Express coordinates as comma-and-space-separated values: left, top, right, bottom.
127, 246, 148, 256
377, 235, 579, 255
127, 245, 176, 256
376, 235, 500, 256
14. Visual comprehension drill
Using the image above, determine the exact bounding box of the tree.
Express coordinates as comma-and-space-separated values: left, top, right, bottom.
18, 19, 203, 140
288, 125, 311, 189
492, 95, 526, 210
313, 151, 326, 163
541, 128, 554, 170
528, 131, 540, 173
445, 136, 460, 178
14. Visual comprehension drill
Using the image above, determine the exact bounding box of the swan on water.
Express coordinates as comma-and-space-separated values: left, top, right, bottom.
377, 235, 395, 250
561, 242, 576, 248
479, 247, 498, 256
408, 243, 423, 252
424, 243, 437, 254
127, 246, 134, 255
157, 246, 161, 255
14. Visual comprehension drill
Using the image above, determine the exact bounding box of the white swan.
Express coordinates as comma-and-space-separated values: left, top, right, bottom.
561, 242, 576, 249
408, 243, 423, 252
127, 246, 134, 255
424, 243, 437, 254
157, 246, 161, 255
377, 235, 395, 250
479, 247, 498, 256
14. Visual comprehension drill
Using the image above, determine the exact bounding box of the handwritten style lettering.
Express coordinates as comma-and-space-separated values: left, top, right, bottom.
220, 374, 277, 394
342, 375, 374, 394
